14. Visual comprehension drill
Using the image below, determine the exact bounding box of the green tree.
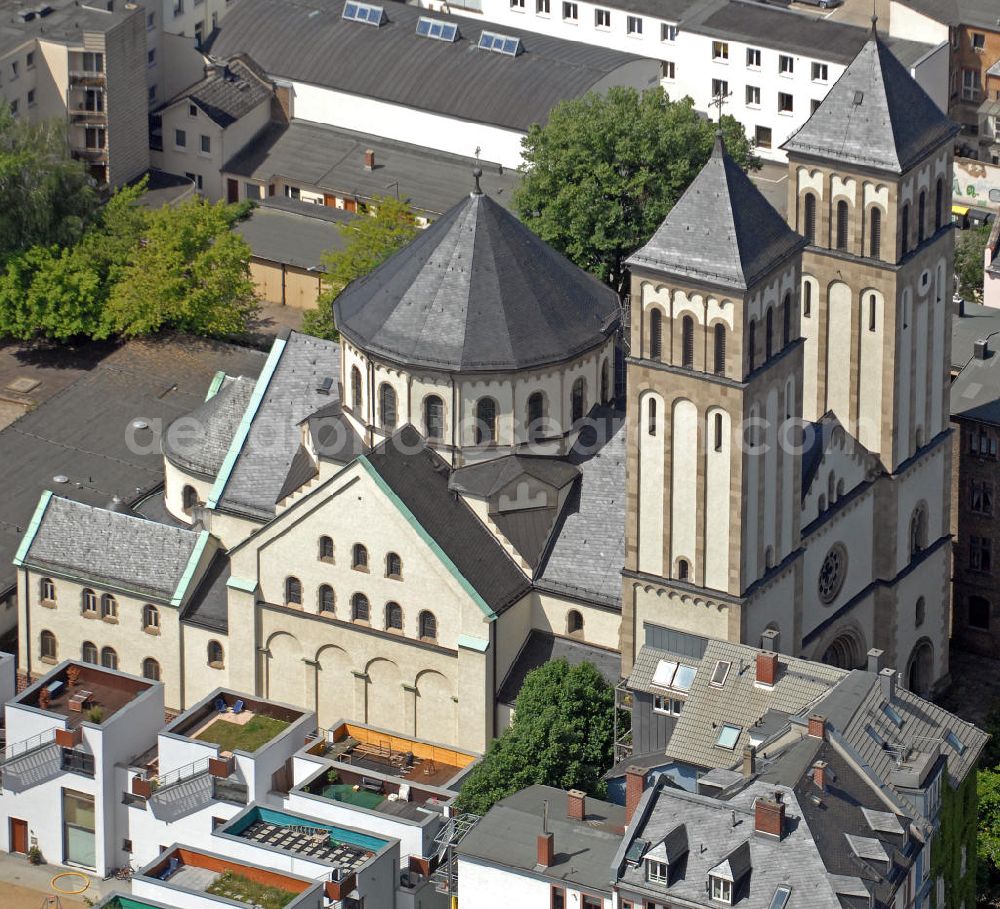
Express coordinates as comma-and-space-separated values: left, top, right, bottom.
302, 196, 419, 340
979, 768, 1000, 905
956, 223, 991, 302
513, 87, 758, 292
456, 659, 616, 816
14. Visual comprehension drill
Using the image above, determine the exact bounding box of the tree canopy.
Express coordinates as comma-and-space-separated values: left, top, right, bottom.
455, 659, 616, 816
302, 195, 419, 340
955, 223, 991, 302
513, 87, 759, 292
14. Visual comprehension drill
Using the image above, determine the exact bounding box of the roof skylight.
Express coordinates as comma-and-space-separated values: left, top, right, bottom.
716, 724, 741, 750
416, 16, 458, 41
769, 886, 792, 909
673, 664, 697, 692
479, 30, 521, 56
710, 660, 731, 687
882, 703, 904, 728
945, 730, 967, 756
343, 1, 384, 26
651, 659, 697, 692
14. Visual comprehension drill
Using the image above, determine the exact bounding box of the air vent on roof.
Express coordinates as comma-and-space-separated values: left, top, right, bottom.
479, 30, 521, 56
343, 1, 384, 26
316, 377, 333, 396
417, 16, 458, 42
853, 90, 864, 105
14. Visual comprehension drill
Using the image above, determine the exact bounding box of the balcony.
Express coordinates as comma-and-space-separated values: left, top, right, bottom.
72, 147, 108, 164
70, 108, 106, 124
69, 70, 105, 86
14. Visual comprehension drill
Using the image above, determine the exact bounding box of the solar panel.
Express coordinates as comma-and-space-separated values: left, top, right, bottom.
479, 30, 521, 56
343, 1, 384, 26
416, 16, 458, 41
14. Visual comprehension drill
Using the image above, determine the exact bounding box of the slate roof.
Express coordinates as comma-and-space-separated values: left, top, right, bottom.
492, 507, 559, 568
20, 496, 203, 601
181, 550, 232, 633
449, 456, 579, 499
890, 0, 1000, 29
216, 331, 341, 520
334, 190, 620, 373
306, 400, 369, 463
163, 375, 256, 478
276, 444, 320, 503
207, 0, 653, 133
363, 425, 531, 615
233, 198, 352, 271
222, 119, 521, 217
165, 57, 272, 128
458, 784, 625, 894
628, 135, 806, 290
782, 31, 959, 174
537, 411, 626, 608
951, 341, 1000, 427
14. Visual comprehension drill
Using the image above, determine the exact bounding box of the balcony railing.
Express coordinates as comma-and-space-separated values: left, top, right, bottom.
72, 147, 108, 163
1, 728, 56, 765
70, 108, 106, 123
68, 70, 105, 85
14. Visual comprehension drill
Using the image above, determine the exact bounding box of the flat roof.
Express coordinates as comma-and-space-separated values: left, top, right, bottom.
234, 198, 352, 272
0, 0, 141, 58
18, 662, 154, 728
166, 691, 305, 749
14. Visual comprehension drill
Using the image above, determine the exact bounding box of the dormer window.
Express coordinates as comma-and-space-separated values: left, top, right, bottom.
646, 858, 668, 883
710, 875, 733, 904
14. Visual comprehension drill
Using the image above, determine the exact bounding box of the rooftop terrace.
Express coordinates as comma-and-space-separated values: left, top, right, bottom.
18, 662, 153, 729
168, 692, 302, 753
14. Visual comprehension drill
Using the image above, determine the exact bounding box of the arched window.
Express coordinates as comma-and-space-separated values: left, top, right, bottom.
208, 640, 224, 667
803, 192, 816, 244
748, 320, 756, 372
424, 395, 444, 440
836, 200, 848, 250
82, 589, 97, 614
782, 294, 791, 347
352, 543, 368, 570
571, 378, 586, 422
901, 203, 910, 256
182, 485, 199, 515
969, 595, 991, 629
765, 546, 774, 569
285, 576, 302, 605
828, 471, 836, 504
528, 392, 544, 438
386, 552, 402, 578
869, 208, 881, 259
351, 366, 362, 409
385, 601, 403, 630
714, 323, 726, 375
649, 309, 663, 360
868, 294, 877, 332
81, 641, 97, 664
915, 596, 925, 628
142, 658, 161, 681
803, 281, 812, 317
419, 610, 437, 640
600, 360, 610, 404
101, 594, 117, 619
475, 397, 498, 445
910, 505, 927, 556
319, 535, 334, 561
319, 584, 335, 613
836, 478, 845, 497
40, 630, 57, 662
714, 412, 723, 452
765, 308, 773, 360
100, 646, 118, 670
935, 178, 943, 230
647, 398, 657, 436
379, 384, 397, 432
566, 610, 584, 637
681, 316, 694, 368
351, 593, 370, 622
142, 603, 159, 630
918, 190, 926, 244
677, 559, 690, 580
40, 577, 55, 602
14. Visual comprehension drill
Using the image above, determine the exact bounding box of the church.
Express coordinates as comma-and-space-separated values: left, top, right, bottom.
12, 26, 959, 754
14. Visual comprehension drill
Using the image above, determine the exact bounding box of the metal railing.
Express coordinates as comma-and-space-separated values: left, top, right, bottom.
1, 728, 56, 765
145, 755, 211, 795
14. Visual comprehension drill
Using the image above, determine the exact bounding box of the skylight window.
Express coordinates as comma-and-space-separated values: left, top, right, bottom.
945, 730, 967, 756
883, 703, 904, 728
710, 660, 731, 687
673, 664, 697, 692
716, 724, 741, 750
651, 660, 678, 689
479, 30, 521, 55
651, 659, 697, 692
343, 1, 384, 25
625, 838, 649, 865
416, 16, 458, 41
865, 724, 886, 747
769, 886, 792, 909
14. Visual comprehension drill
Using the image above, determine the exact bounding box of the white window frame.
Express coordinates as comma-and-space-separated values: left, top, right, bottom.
746, 85, 760, 107
811, 61, 828, 82
710, 876, 733, 904
661, 23, 677, 41
712, 40, 728, 61
626, 14, 642, 35
562, 2, 577, 21
594, 7, 610, 27
662, 60, 675, 80
778, 54, 793, 75
646, 859, 668, 883
746, 47, 760, 68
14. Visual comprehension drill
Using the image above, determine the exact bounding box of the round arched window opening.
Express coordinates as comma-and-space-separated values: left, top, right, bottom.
818, 544, 848, 604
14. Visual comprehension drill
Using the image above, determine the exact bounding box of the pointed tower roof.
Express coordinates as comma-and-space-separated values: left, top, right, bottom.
627, 134, 805, 291
781, 25, 958, 173
333, 177, 620, 373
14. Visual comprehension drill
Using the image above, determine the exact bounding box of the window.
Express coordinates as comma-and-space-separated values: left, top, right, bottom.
319, 535, 334, 561
571, 378, 586, 422
969, 595, 990, 629
379, 383, 397, 431
973, 32, 985, 50
782, 294, 791, 347
901, 203, 910, 256
510, 0, 524, 8
918, 190, 926, 244
386, 552, 402, 578
147, 11, 155, 28
647, 859, 669, 883
778, 92, 794, 113
714, 412, 723, 451
765, 308, 773, 359
627, 15, 642, 34
868, 294, 877, 332
40, 577, 55, 602
711, 78, 729, 100
536, 0, 549, 13
285, 185, 300, 200
746, 85, 760, 106
147, 48, 156, 67
835, 200, 848, 250
319, 585, 335, 613
778, 54, 793, 74
350, 593, 370, 622
26, 89, 34, 106
803, 193, 816, 243
347, 366, 362, 410
963, 68, 981, 101
971, 428, 998, 458
714, 324, 726, 375
385, 601, 403, 630
710, 659, 731, 686
595, 7, 610, 27
40, 630, 57, 662
601, 360, 610, 404
711, 877, 734, 903
244, 182, 262, 200
810, 98, 821, 114
9, 61, 17, 79
551, 887, 566, 909
142, 604, 159, 630
581, 896, 601, 909
755, 125, 772, 149
716, 724, 741, 749
869, 207, 881, 258
971, 536, 992, 572
82, 589, 97, 614
208, 640, 224, 667
648, 398, 657, 436
748, 320, 756, 372
476, 397, 498, 444
682, 315, 694, 367
352, 543, 368, 570
910, 506, 927, 556
175, 128, 189, 150
973, 480, 995, 515
25, 51, 33, 68
652, 694, 683, 715
803, 281, 812, 316
84, 127, 104, 149
677, 558, 689, 580
567, 609, 584, 636
101, 594, 117, 620
915, 596, 925, 628
82, 641, 97, 664
528, 392, 545, 437
419, 610, 437, 640
649, 309, 663, 359
101, 646, 118, 670
712, 40, 728, 60
201, 134, 211, 154
182, 484, 199, 514
662, 60, 675, 80
63, 790, 96, 868
142, 658, 161, 681
935, 178, 944, 230
746, 47, 760, 67
285, 576, 302, 605
661, 23, 677, 41
812, 61, 828, 81
562, 1, 577, 19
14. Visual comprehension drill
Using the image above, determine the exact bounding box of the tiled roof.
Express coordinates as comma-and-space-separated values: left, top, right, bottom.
168, 57, 272, 128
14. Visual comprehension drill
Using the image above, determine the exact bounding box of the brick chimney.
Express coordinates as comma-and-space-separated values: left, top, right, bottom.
363, 149, 375, 170
567, 789, 586, 821
756, 651, 779, 687
537, 832, 554, 867
807, 714, 826, 739
754, 791, 785, 839
625, 767, 646, 824
812, 760, 828, 792
742, 744, 756, 779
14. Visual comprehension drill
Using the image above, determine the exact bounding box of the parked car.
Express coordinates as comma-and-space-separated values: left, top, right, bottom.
796, 0, 843, 7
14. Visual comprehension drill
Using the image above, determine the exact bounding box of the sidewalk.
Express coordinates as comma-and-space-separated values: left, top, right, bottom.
0, 850, 122, 908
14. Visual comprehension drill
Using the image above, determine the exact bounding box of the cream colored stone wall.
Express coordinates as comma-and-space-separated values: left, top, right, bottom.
637, 389, 665, 577
532, 590, 621, 652
630, 581, 732, 644
163, 457, 213, 525
180, 623, 230, 707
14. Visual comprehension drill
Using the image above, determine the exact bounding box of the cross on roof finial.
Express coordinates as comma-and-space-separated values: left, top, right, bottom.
871, 0, 878, 37
472, 167, 484, 196
713, 130, 726, 158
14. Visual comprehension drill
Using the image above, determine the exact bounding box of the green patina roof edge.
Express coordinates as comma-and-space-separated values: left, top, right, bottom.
12, 490, 53, 567
226, 576, 257, 593
456, 634, 490, 652
207, 335, 288, 509
171, 530, 211, 607
205, 370, 227, 401
358, 457, 497, 621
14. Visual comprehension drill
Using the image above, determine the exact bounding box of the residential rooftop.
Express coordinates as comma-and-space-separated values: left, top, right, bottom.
161, 56, 273, 129
0, 0, 142, 58
166, 691, 305, 753
889, 0, 1000, 30
233, 198, 352, 273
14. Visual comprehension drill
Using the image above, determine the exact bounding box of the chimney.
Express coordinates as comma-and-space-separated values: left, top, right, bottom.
536, 832, 554, 867
807, 714, 826, 740
625, 766, 646, 824
761, 628, 780, 653
975, 338, 989, 360
363, 149, 375, 171
879, 666, 896, 702
567, 789, 586, 821
867, 648, 884, 674
756, 651, 779, 687
812, 760, 828, 792
742, 744, 756, 779
754, 791, 786, 839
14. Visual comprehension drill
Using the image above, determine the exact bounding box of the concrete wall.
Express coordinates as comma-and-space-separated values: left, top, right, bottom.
458, 856, 611, 909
